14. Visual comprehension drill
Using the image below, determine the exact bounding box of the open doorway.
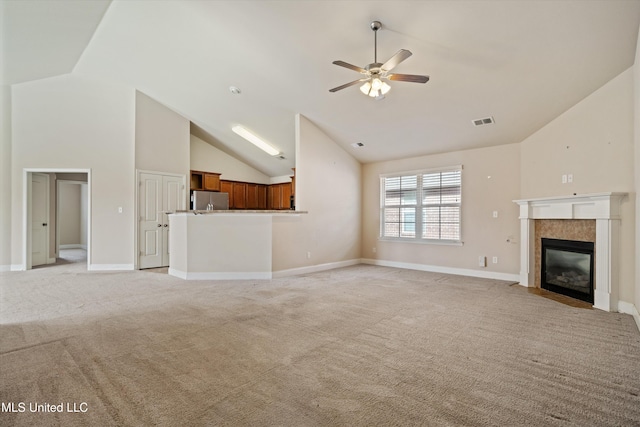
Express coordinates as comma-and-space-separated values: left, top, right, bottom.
56, 177, 88, 266
24, 169, 91, 270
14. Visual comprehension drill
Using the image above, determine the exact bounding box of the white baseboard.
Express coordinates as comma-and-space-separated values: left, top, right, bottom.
48, 257, 56, 264
88, 264, 134, 271
618, 301, 640, 332
360, 258, 520, 282
168, 268, 272, 280
11, 264, 26, 271
272, 259, 361, 278
60, 244, 86, 250
0, 264, 11, 272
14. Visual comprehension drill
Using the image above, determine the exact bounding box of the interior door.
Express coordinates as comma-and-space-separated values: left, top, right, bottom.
139, 173, 163, 269
139, 172, 184, 269
162, 175, 183, 266
31, 173, 50, 267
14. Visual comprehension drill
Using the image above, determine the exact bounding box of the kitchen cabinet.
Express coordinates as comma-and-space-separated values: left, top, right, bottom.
220, 180, 233, 206
232, 182, 247, 209
190, 170, 221, 192
257, 185, 267, 209
268, 185, 281, 210
220, 180, 268, 210
268, 182, 292, 210
246, 184, 268, 209
203, 173, 220, 191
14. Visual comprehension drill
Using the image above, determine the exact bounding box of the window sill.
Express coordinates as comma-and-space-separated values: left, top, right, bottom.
378, 237, 464, 246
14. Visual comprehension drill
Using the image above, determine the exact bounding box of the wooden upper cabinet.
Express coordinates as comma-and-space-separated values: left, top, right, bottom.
246, 184, 258, 209
267, 182, 292, 210
220, 180, 233, 206
232, 182, 247, 209
190, 171, 204, 190
268, 184, 281, 210
257, 185, 267, 209
191, 170, 221, 191
203, 173, 221, 191
281, 183, 292, 210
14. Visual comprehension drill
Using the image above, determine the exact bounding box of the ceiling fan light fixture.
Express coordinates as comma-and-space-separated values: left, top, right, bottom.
231, 125, 280, 156
329, 21, 429, 98
360, 81, 372, 95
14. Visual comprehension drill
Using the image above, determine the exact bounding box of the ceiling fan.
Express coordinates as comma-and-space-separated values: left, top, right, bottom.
329, 21, 429, 100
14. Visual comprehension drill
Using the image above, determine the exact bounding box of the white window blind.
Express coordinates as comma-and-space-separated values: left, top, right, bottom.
381, 167, 462, 243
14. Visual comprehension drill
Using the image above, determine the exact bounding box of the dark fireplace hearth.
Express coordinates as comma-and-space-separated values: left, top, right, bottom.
541, 238, 594, 304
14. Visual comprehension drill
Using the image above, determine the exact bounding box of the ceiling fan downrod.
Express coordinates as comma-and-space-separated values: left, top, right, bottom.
371, 21, 381, 63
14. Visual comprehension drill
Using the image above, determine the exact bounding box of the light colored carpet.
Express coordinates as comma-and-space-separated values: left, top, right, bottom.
1, 260, 639, 426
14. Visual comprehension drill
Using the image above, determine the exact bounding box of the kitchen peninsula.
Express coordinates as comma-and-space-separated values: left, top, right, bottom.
168, 209, 305, 280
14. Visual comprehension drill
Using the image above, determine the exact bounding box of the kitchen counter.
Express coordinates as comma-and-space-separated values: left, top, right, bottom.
167, 210, 305, 280
172, 210, 307, 215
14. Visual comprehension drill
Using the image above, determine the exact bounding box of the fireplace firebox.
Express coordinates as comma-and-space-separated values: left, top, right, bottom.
541, 238, 594, 304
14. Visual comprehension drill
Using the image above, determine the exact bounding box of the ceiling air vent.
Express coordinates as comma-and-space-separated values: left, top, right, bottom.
351, 142, 365, 148
472, 116, 495, 126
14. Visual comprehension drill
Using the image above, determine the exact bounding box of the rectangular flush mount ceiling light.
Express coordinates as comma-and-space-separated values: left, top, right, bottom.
231, 125, 280, 156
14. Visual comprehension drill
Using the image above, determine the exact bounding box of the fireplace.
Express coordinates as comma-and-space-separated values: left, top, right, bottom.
541, 238, 594, 303
514, 192, 626, 312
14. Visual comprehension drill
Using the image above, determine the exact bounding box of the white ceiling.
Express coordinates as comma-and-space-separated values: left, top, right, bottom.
4, 0, 640, 177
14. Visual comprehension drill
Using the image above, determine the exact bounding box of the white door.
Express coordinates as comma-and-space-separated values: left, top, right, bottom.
162, 175, 183, 266
139, 172, 184, 269
31, 173, 50, 267
139, 173, 163, 269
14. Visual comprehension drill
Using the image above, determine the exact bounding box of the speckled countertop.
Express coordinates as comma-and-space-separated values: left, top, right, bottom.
170, 210, 307, 214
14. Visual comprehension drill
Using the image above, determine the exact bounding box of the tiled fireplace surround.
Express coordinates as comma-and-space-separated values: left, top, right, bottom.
514, 193, 626, 312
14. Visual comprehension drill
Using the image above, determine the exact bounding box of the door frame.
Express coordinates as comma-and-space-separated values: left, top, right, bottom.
23, 168, 91, 270
135, 169, 186, 270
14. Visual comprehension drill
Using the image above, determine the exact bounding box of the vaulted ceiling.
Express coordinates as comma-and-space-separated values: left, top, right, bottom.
3, 1, 640, 177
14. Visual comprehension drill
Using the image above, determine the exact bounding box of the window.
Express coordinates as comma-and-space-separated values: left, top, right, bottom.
380, 166, 462, 243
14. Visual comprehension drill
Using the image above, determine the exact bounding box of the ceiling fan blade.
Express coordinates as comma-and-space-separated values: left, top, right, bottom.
381, 49, 412, 72
329, 79, 365, 93
387, 73, 430, 83
332, 60, 367, 73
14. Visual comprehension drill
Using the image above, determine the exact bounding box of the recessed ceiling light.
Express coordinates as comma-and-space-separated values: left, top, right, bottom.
229, 86, 241, 95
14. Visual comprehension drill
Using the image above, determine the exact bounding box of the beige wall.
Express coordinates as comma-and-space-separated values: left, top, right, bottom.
11, 74, 135, 268
272, 114, 361, 273
635, 25, 640, 312
362, 143, 521, 279
1, 85, 11, 270
0, 3, 10, 270
521, 68, 636, 305
135, 91, 190, 176
190, 135, 271, 184
59, 182, 82, 246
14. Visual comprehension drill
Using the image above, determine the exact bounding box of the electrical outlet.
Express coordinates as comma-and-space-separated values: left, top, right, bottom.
492, 256, 498, 264
567, 174, 573, 183
492, 211, 498, 218
118, 207, 123, 213
478, 256, 486, 267
562, 174, 567, 184
307, 251, 311, 259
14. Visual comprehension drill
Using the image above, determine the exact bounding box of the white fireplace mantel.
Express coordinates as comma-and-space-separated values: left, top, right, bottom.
513, 192, 627, 312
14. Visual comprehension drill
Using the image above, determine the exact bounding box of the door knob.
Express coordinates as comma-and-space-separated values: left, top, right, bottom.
157, 224, 162, 227
42, 223, 47, 226
163, 224, 168, 227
